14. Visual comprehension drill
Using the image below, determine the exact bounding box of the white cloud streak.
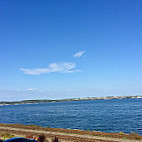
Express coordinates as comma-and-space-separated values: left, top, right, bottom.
73, 50, 85, 58
20, 62, 79, 75
27, 88, 37, 91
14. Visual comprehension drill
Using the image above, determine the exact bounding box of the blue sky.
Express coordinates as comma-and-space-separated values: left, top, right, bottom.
0, 0, 142, 101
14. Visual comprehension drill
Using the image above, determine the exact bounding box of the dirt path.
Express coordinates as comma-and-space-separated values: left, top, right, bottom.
0, 126, 142, 142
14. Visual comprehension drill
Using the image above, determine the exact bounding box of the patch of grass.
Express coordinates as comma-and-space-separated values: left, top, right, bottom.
123, 137, 127, 140
118, 131, 125, 135
0, 132, 15, 140
28, 124, 37, 127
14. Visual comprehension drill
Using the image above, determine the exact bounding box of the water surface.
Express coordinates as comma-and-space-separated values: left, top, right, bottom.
0, 98, 142, 135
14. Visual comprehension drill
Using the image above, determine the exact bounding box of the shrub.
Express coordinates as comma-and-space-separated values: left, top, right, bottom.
118, 131, 125, 135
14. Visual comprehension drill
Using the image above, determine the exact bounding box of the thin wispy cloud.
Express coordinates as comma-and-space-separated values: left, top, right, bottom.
26, 88, 45, 92
27, 88, 37, 91
20, 62, 79, 75
73, 50, 85, 58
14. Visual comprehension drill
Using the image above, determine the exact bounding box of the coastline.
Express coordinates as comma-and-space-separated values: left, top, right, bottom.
0, 95, 142, 106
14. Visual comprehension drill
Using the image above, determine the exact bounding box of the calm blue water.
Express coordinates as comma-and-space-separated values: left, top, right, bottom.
0, 98, 142, 135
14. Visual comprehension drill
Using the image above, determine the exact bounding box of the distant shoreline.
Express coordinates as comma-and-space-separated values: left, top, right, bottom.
0, 95, 142, 106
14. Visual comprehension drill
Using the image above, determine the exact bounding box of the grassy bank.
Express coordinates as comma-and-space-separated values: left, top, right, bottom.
0, 123, 141, 141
